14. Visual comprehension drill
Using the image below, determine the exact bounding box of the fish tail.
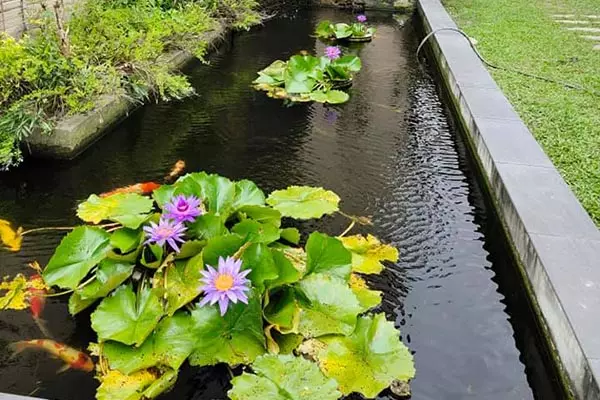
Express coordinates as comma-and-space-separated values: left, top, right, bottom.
8, 341, 32, 358
34, 317, 52, 338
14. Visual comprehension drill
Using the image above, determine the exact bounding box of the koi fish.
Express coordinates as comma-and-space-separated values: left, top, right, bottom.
28, 274, 50, 337
165, 159, 185, 182
9, 339, 95, 373
99, 182, 161, 198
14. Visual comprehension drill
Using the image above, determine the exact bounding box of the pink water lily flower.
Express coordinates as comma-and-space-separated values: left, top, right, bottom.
324, 46, 342, 60
143, 218, 186, 252
199, 256, 251, 316
357, 14, 367, 23
164, 194, 203, 223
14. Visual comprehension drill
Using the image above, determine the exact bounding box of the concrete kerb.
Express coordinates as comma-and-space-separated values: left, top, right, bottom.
23, 24, 231, 160
416, 0, 600, 399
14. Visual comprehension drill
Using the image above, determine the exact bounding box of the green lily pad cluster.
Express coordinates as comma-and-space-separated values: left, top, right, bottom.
38, 172, 414, 399
315, 20, 376, 42
252, 53, 362, 104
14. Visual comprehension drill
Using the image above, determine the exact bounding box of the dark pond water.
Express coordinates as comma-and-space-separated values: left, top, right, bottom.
0, 8, 562, 400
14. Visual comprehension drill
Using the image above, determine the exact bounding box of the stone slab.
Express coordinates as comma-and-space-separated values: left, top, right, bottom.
0, 395, 43, 400
417, 0, 600, 399
24, 25, 229, 160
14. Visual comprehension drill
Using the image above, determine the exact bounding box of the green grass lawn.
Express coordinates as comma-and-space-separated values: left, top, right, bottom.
442, 0, 600, 226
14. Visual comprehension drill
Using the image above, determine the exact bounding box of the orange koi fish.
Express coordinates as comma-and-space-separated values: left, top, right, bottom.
9, 339, 94, 373
28, 274, 50, 337
165, 159, 185, 182
99, 182, 161, 198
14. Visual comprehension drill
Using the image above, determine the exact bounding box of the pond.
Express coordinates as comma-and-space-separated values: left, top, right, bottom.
0, 7, 562, 400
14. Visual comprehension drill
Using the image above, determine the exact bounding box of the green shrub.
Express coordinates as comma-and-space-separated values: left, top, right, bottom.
0, 0, 260, 170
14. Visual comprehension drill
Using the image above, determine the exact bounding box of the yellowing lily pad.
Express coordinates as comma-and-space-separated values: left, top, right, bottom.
341, 234, 399, 274
266, 186, 340, 220
228, 354, 341, 400
96, 368, 158, 400
0, 219, 23, 251
77, 193, 153, 228
317, 313, 415, 398
349, 273, 382, 311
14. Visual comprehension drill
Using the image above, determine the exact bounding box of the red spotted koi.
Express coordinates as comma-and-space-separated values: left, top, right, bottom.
99, 182, 161, 198
9, 339, 94, 373
28, 274, 50, 337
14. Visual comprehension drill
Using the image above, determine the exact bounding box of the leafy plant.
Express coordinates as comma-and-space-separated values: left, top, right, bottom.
253, 52, 362, 104
315, 19, 376, 41
0, 0, 261, 170
9, 172, 414, 399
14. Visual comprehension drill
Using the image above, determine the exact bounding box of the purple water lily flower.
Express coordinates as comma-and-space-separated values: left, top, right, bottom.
164, 194, 203, 223
324, 46, 342, 60
143, 217, 186, 252
357, 14, 367, 23
199, 256, 251, 316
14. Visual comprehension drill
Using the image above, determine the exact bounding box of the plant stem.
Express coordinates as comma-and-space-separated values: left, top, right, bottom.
44, 269, 98, 297
338, 220, 356, 238
21, 222, 120, 236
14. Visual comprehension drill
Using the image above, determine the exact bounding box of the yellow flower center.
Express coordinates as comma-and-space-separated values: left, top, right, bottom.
215, 274, 234, 291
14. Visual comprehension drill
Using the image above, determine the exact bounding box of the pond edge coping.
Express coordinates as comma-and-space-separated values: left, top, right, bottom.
416, 0, 600, 399
22, 24, 231, 160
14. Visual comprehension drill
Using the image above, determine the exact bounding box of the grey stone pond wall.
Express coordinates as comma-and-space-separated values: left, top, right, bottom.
416, 0, 600, 399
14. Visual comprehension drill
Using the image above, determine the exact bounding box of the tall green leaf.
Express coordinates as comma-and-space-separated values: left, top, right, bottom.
228, 355, 341, 400
91, 285, 163, 346
43, 226, 111, 289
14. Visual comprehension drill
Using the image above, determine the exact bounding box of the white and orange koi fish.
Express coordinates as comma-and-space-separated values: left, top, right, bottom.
9, 339, 95, 373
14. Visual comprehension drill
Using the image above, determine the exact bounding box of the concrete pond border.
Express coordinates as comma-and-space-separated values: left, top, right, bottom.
23, 25, 231, 160
416, 0, 600, 398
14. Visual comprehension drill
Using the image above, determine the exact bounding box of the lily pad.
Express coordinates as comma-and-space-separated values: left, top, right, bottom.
237, 205, 282, 227
306, 232, 352, 280
43, 226, 111, 289
187, 213, 228, 240
96, 369, 158, 400
266, 248, 303, 288
266, 186, 340, 220
296, 273, 362, 337
317, 313, 415, 397
104, 312, 196, 374
91, 284, 163, 346
349, 273, 382, 311
77, 193, 153, 228
340, 234, 399, 274
189, 291, 265, 366
242, 243, 279, 292
232, 180, 266, 211
68, 259, 135, 315
153, 253, 203, 316
279, 227, 300, 244
232, 220, 280, 244
228, 354, 341, 400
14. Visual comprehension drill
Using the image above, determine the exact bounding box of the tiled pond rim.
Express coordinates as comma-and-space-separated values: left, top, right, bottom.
22, 25, 231, 160
417, 0, 600, 398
